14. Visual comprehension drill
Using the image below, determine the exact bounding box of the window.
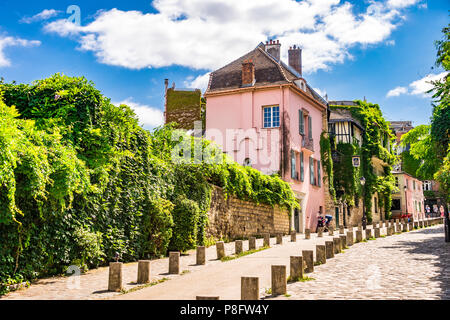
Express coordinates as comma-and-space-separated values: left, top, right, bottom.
405, 179, 408, 190
308, 116, 312, 139
317, 160, 321, 187
309, 157, 315, 185
291, 150, 297, 179
374, 197, 378, 213
413, 180, 416, 190
424, 181, 432, 191
299, 110, 304, 135
243, 158, 252, 167
263, 106, 280, 128
300, 152, 304, 182
395, 177, 399, 187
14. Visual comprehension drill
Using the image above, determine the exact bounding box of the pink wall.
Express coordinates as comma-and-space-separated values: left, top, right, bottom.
403, 176, 425, 220
206, 86, 326, 232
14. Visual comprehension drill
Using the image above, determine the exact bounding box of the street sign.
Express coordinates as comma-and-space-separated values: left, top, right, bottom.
352, 156, 361, 168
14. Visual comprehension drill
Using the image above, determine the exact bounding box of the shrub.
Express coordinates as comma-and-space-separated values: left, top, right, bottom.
169, 196, 200, 252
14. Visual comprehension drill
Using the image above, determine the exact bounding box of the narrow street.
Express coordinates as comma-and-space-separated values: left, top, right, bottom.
2, 223, 447, 300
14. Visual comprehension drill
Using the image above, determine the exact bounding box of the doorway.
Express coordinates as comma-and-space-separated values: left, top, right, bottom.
294, 208, 300, 233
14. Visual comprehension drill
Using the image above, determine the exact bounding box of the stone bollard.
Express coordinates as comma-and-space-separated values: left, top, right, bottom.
374, 228, 380, 238
263, 233, 271, 247
196, 246, 206, 265
358, 224, 363, 232
271, 265, 287, 296
347, 225, 353, 232
409, 222, 414, 231
290, 231, 297, 242
355, 230, 363, 243
137, 260, 151, 284
197, 296, 220, 300
169, 252, 180, 274
276, 234, 283, 245
387, 226, 393, 236
333, 237, 341, 254
235, 240, 243, 255
290, 256, 304, 281
305, 229, 311, 240
340, 235, 347, 249
216, 241, 226, 260
402, 223, 408, 232
328, 226, 334, 236
302, 250, 314, 273
346, 231, 354, 246
325, 241, 334, 259
317, 227, 323, 238
339, 225, 345, 235
316, 245, 327, 265
108, 262, 123, 292
366, 228, 372, 240
372, 222, 377, 229
249, 237, 256, 250
241, 277, 259, 300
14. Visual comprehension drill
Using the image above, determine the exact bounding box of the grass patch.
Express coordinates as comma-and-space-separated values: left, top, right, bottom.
220, 246, 270, 262
380, 235, 386, 238
361, 239, 368, 243
120, 277, 169, 294
287, 275, 315, 283
181, 270, 190, 275
265, 288, 272, 295
368, 237, 376, 241
314, 261, 323, 266
284, 293, 291, 297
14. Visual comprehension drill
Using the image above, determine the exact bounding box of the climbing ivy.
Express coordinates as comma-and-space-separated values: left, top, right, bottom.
319, 131, 336, 201
329, 100, 397, 223
0, 74, 298, 293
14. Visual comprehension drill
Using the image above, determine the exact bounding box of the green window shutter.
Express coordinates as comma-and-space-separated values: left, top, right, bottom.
310, 157, 314, 185
299, 110, 304, 134
308, 116, 312, 139
318, 160, 321, 187
300, 152, 304, 181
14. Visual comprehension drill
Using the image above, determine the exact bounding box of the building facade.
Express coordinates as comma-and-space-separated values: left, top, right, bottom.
204, 41, 329, 233
391, 172, 425, 220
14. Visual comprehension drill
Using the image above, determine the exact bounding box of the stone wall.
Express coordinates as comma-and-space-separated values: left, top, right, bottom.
206, 186, 290, 240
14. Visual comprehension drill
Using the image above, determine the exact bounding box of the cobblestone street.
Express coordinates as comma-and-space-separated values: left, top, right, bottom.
270, 226, 450, 300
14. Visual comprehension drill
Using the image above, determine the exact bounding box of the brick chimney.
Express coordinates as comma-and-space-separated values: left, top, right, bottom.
242, 59, 255, 87
288, 45, 302, 76
265, 39, 281, 61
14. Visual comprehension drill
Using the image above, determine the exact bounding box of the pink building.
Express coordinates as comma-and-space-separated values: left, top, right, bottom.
204, 41, 329, 233
391, 172, 425, 221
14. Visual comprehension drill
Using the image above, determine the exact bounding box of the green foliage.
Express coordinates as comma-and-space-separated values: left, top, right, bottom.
333, 142, 362, 206
0, 74, 298, 290
320, 132, 336, 201
401, 150, 422, 178
329, 101, 396, 223
169, 195, 200, 253
401, 125, 440, 180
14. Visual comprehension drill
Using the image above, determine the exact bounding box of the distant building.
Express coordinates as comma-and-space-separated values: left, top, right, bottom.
391, 171, 425, 220
164, 79, 204, 130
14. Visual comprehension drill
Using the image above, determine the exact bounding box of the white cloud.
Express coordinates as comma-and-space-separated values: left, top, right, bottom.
184, 73, 210, 92
387, 0, 421, 9
115, 99, 164, 129
44, 0, 422, 73
20, 9, 60, 24
0, 35, 41, 67
386, 72, 448, 98
409, 72, 447, 97
386, 86, 408, 97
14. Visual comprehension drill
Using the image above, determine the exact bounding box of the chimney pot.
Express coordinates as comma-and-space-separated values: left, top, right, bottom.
288, 45, 302, 76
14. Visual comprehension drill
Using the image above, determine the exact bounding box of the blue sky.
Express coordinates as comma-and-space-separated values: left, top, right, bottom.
0, 0, 448, 130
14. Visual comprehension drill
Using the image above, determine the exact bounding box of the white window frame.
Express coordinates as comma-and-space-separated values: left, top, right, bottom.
263, 105, 280, 129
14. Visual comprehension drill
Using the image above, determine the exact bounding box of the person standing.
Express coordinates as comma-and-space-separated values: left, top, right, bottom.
426, 205, 431, 218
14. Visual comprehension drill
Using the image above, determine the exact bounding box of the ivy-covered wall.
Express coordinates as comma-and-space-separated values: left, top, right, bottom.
165, 88, 203, 130
327, 100, 397, 223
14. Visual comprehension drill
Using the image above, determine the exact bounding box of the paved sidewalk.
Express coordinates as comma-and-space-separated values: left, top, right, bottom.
1, 226, 361, 300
